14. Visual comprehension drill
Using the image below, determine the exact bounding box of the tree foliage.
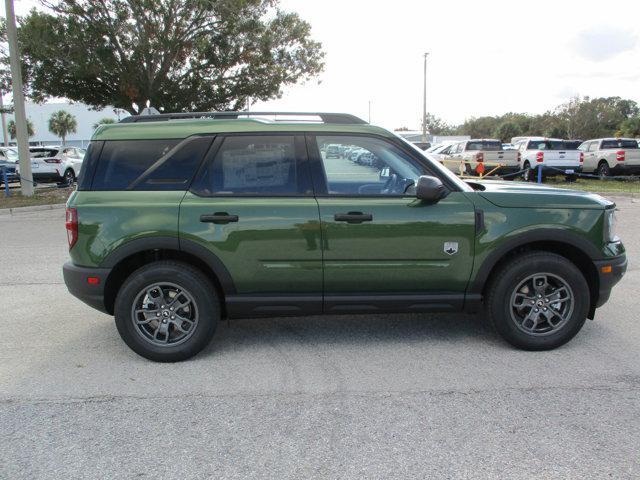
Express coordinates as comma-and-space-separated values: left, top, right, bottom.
493, 121, 521, 142
617, 117, 640, 138
93, 117, 116, 129
18, 0, 324, 114
48, 110, 77, 144
8, 118, 35, 138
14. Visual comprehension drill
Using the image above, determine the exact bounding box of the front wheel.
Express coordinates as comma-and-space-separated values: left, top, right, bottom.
114, 261, 219, 362
485, 252, 589, 350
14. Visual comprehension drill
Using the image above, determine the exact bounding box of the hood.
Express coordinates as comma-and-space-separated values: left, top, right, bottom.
467, 180, 613, 209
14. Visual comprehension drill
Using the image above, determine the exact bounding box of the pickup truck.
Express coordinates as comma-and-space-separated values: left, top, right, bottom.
513, 137, 583, 181
579, 138, 640, 177
442, 139, 520, 176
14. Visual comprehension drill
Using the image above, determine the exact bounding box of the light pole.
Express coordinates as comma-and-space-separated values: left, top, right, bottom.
421, 52, 429, 143
4, 0, 33, 196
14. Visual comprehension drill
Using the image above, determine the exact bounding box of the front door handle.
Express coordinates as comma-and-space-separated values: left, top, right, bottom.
200, 212, 239, 224
334, 212, 373, 224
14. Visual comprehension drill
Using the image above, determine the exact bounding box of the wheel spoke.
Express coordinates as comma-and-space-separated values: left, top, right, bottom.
532, 275, 548, 294
172, 314, 194, 333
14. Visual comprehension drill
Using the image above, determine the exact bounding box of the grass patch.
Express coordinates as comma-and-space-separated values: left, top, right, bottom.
541, 177, 640, 194
0, 185, 73, 209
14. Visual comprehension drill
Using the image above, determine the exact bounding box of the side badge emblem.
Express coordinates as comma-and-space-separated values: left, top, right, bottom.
444, 242, 459, 255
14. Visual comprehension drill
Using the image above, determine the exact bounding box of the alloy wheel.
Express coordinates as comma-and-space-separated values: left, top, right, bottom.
509, 273, 574, 336
131, 282, 199, 346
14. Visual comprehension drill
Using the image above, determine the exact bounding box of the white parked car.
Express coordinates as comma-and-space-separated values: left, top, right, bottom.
512, 137, 583, 181
442, 139, 520, 176
578, 138, 640, 177
17, 146, 86, 184
425, 143, 454, 163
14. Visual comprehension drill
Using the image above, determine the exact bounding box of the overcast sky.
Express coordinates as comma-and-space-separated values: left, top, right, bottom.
3, 0, 640, 130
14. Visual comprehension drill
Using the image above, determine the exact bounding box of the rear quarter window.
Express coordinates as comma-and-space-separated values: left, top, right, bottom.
90, 137, 213, 191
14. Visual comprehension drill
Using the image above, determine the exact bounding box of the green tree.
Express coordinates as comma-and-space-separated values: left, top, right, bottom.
493, 121, 521, 142
557, 96, 639, 140
48, 110, 77, 145
424, 113, 454, 136
93, 117, 116, 129
457, 116, 501, 138
7, 118, 35, 138
17, 0, 324, 114
617, 117, 640, 138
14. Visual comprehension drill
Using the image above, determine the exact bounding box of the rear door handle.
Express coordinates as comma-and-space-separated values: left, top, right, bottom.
334, 212, 373, 224
200, 212, 239, 224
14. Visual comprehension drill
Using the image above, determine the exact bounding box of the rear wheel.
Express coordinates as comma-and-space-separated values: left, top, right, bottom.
485, 252, 589, 350
597, 161, 611, 178
63, 168, 75, 185
114, 261, 219, 362
522, 162, 532, 181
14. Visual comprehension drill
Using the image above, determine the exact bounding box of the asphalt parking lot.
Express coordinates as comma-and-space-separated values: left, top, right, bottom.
1, 196, 639, 479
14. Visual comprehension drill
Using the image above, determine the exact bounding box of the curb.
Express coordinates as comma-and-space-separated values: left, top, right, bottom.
0, 203, 66, 216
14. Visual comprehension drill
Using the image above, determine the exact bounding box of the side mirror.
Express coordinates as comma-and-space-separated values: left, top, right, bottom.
416, 175, 448, 202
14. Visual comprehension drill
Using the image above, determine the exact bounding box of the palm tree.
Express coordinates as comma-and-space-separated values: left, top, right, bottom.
93, 117, 116, 129
8, 118, 35, 139
48, 110, 77, 145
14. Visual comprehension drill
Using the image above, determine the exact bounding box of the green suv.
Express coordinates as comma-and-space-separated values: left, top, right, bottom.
63, 112, 627, 361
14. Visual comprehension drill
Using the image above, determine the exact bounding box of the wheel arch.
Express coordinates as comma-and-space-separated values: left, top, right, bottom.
101, 236, 235, 316
471, 230, 601, 317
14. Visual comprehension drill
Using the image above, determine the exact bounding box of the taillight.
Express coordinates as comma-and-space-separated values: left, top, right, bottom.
475, 152, 484, 162
44, 158, 62, 164
579, 152, 584, 163
65, 207, 78, 249
536, 151, 544, 163
616, 150, 625, 162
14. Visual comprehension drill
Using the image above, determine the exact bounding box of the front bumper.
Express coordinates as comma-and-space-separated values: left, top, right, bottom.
63, 262, 111, 314
593, 254, 627, 309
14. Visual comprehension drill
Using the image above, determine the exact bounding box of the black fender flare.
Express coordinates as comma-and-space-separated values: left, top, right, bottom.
100, 235, 237, 295
469, 228, 601, 295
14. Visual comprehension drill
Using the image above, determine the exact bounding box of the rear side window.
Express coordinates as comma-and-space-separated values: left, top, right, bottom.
91, 137, 212, 190
465, 141, 502, 151
192, 135, 309, 196
601, 139, 638, 149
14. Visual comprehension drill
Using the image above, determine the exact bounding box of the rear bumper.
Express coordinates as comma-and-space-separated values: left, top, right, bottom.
593, 254, 627, 309
610, 164, 640, 175
537, 165, 582, 175
33, 171, 64, 182
63, 262, 111, 314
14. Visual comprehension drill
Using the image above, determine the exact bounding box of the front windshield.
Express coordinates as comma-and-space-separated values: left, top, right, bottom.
396, 135, 474, 192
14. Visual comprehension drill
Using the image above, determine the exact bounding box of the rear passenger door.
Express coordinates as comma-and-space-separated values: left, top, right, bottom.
180, 134, 323, 316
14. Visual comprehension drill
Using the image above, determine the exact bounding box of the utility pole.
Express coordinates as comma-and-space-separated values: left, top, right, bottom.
0, 93, 9, 147
4, 0, 33, 196
421, 52, 429, 143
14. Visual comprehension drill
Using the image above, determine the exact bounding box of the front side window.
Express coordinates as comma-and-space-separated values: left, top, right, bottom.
192, 135, 307, 196
315, 135, 423, 196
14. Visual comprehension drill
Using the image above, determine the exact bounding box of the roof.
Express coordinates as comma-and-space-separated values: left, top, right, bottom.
93, 115, 393, 141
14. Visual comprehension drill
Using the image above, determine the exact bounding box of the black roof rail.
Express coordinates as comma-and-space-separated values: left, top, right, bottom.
119, 111, 367, 125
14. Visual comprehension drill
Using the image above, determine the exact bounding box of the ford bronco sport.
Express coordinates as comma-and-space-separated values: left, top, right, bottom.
63, 112, 627, 362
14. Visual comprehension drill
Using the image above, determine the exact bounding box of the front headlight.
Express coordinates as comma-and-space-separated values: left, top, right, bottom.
604, 209, 618, 242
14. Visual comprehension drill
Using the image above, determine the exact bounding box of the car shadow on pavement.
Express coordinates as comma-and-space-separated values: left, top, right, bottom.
201, 312, 504, 358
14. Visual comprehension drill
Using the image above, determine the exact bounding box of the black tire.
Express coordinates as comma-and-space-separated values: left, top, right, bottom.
63, 168, 75, 185
114, 261, 219, 362
485, 251, 589, 350
522, 162, 532, 181
597, 161, 611, 178
464, 162, 474, 176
